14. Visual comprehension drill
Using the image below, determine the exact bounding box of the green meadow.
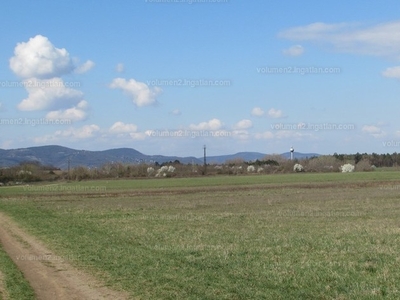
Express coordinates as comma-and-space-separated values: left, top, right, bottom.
1, 172, 400, 299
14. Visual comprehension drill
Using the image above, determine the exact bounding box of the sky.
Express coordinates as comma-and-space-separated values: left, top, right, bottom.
1, 0, 400, 157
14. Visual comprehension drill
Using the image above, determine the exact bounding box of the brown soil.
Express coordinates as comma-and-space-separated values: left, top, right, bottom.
0, 211, 129, 300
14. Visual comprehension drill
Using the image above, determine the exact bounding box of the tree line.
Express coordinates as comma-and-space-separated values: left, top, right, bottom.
1, 152, 400, 184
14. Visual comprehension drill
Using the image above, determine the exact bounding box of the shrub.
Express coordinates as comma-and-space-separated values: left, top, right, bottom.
262, 154, 286, 164
305, 156, 341, 172
356, 159, 373, 172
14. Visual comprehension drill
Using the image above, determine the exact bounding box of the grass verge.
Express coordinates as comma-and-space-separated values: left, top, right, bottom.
0, 244, 35, 300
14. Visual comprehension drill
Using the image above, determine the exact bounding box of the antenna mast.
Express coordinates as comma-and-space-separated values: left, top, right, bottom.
290, 146, 294, 160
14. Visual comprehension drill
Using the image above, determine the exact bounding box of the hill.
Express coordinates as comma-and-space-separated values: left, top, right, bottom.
0, 145, 319, 169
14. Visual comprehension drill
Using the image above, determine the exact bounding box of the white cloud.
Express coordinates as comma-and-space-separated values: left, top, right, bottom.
362, 125, 386, 138
234, 119, 253, 130
283, 45, 304, 56
34, 124, 100, 144
59, 124, 100, 139
279, 22, 349, 41
267, 108, 284, 119
170, 109, 182, 115
116, 63, 124, 73
10, 35, 74, 79
109, 121, 138, 133
232, 130, 250, 140
362, 125, 381, 133
382, 66, 400, 79
0, 102, 4, 112
251, 107, 265, 117
189, 118, 223, 130
109, 78, 162, 107
45, 100, 88, 122
9, 36, 90, 121
107, 122, 148, 141
129, 132, 147, 140
17, 78, 84, 111
75, 60, 95, 74
279, 21, 400, 59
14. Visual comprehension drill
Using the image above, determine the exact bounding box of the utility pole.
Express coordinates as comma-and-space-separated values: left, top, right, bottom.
68, 156, 71, 180
203, 145, 207, 175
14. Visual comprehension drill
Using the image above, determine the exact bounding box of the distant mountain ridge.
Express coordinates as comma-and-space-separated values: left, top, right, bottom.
0, 145, 319, 169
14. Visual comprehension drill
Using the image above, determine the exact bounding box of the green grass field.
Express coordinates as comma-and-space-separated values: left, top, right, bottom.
1, 172, 400, 299
0, 244, 35, 300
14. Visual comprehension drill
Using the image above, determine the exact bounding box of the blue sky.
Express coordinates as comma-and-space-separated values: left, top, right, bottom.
1, 0, 400, 157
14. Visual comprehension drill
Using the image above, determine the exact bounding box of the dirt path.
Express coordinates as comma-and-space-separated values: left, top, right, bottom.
0, 211, 129, 300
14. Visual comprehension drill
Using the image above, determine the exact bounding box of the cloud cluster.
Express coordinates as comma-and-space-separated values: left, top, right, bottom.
279, 21, 400, 78
34, 124, 100, 144
251, 107, 284, 119
35, 121, 148, 144
279, 21, 400, 58
362, 125, 386, 138
9, 35, 92, 121
45, 101, 88, 122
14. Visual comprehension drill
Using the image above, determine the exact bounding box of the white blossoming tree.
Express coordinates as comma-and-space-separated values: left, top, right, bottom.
155, 165, 176, 177
147, 167, 154, 176
247, 165, 255, 172
293, 163, 304, 172
340, 163, 354, 173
